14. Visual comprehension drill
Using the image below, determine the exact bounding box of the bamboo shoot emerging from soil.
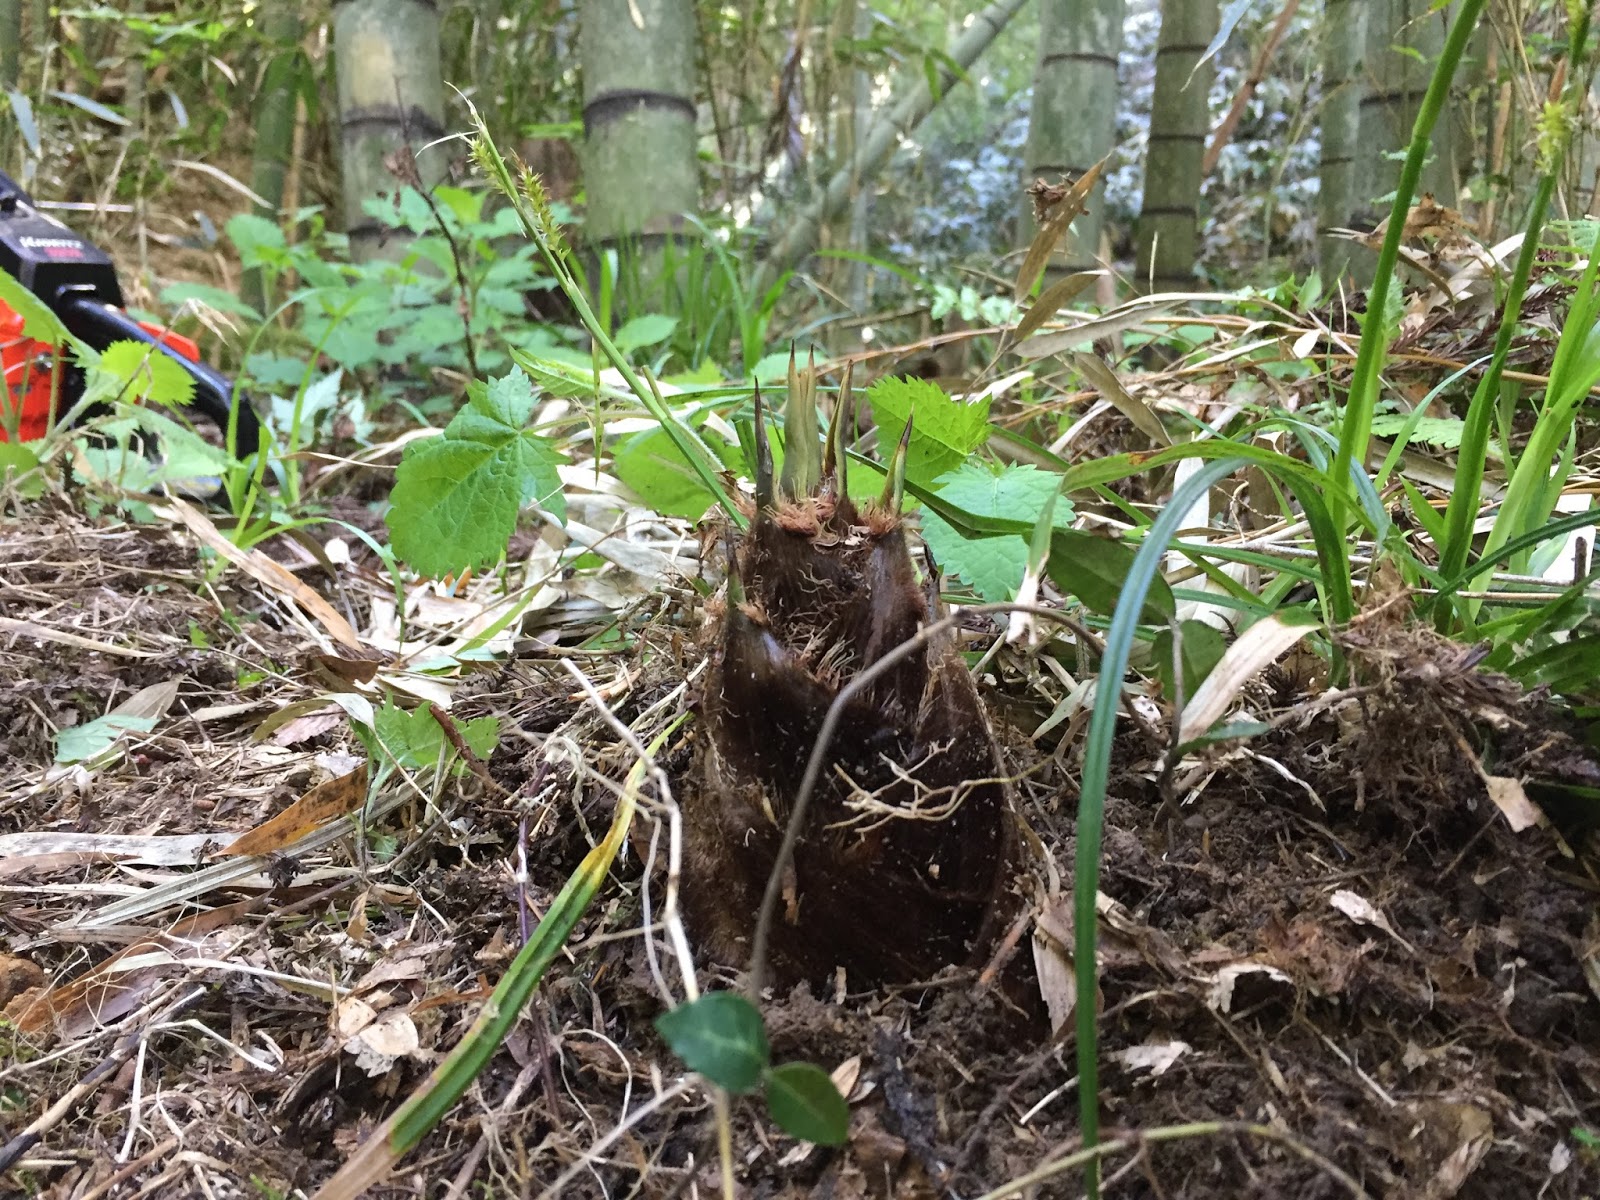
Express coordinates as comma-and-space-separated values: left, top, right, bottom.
684, 364, 1023, 990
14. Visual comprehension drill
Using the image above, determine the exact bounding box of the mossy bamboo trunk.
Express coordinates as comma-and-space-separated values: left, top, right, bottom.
246, 8, 302, 309
1022, 0, 1126, 272
333, 0, 447, 263
1319, 0, 1364, 281
0, 0, 20, 169
1134, 0, 1219, 290
578, 0, 698, 299
1352, 0, 1461, 276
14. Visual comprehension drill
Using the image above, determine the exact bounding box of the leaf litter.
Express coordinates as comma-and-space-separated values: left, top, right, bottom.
2, 324, 1600, 1198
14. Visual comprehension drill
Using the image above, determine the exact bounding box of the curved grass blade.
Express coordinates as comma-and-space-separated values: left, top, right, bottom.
310, 719, 682, 1200
1073, 456, 1244, 1195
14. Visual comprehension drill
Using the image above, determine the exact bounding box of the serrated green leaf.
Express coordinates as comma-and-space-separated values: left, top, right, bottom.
386, 368, 566, 577
55, 714, 157, 764
370, 698, 499, 770
934, 462, 1076, 528
918, 464, 1076, 600
865, 377, 990, 487
1369, 413, 1466, 448
765, 1061, 849, 1145
919, 511, 1029, 600
96, 341, 198, 409
655, 992, 770, 1093
1048, 530, 1175, 622
226, 211, 287, 264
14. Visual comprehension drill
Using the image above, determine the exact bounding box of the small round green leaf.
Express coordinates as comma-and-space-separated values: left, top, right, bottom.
764, 1061, 849, 1145
654, 992, 770, 1094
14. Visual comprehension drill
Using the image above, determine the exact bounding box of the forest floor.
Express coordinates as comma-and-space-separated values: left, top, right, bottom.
3, 486, 1599, 1200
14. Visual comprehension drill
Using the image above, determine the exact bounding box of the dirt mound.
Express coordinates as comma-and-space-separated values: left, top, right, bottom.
1, 503, 1596, 1198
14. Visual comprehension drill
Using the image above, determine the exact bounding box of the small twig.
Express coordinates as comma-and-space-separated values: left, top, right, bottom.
0, 986, 205, 1172
748, 602, 1088, 1000
389, 81, 479, 379
969, 1119, 1373, 1200
78, 1136, 180, 1200
533, 1078, 693, 1200
559, 661, 700, 1001
427, 702, 510, 798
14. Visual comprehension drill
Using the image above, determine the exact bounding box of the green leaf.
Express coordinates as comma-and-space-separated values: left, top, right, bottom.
654, 992, 770, 1093
765, 1061, 849, 1145
0, 265, 69, 344
386, 368, 566, 577
749, 351, 791, 384
918, 464, 1078, 600
96, 341, 198, 409
1369, 413, 1466, 448
226, 212, 288, 264
1176, 718, 1272, 754
933, 462, 1076, 528
919, 511, 1031, 600
615, 424, 742, 520
1152, 620, 1227, 699
1048, 530, 1176, 622
0, 442, 44, 497
370, 698, 500, 770
160, 281, 263, 321
613, 313, 678, 354
865, 377, 990, 488
55, 714, 157, 764
129, 406, 233, 480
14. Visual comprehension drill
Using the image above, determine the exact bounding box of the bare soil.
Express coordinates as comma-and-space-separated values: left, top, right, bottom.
2, 501, 1598, 1199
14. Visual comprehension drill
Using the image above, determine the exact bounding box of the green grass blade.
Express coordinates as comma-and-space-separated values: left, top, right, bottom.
310, 720, 681, 1200
1074, 456, 1245, 1196
1328, 0, 1487, 530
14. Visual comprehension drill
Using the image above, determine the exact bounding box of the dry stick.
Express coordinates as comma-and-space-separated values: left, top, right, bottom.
970, 1119, 1372, 1200
77, 1136, 180, 1200
427, 701, 511, 798
532, 1079, 694, 1200
746, 602, 1089, 1000
1202, 0, 1302, 177
0, 986, 205, 1172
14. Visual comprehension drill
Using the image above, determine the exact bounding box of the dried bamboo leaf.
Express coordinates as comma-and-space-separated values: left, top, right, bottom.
1068, 352, 1172, 446
1013, 158, 1106, 301
1011, 271, 1102, 343
1178, 614, 1318, 744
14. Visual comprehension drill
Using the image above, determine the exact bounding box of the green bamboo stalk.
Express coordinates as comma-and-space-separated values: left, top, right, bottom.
1435, 6, 1592, 620
1329, 0, 1488, 534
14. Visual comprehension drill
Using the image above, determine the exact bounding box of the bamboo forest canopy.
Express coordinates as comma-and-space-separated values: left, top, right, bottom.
3, 0, 1586, 330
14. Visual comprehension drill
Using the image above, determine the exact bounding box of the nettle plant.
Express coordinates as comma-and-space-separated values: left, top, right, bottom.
161, 188, 586, 427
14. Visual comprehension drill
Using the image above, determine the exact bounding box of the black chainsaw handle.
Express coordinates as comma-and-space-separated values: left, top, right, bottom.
62, 295, 263, 459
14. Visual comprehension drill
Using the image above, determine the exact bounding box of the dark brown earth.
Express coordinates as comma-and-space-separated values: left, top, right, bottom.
1, 502, 1597, 1199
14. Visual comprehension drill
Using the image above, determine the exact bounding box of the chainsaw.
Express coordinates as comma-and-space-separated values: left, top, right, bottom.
0, 169, 262, 457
